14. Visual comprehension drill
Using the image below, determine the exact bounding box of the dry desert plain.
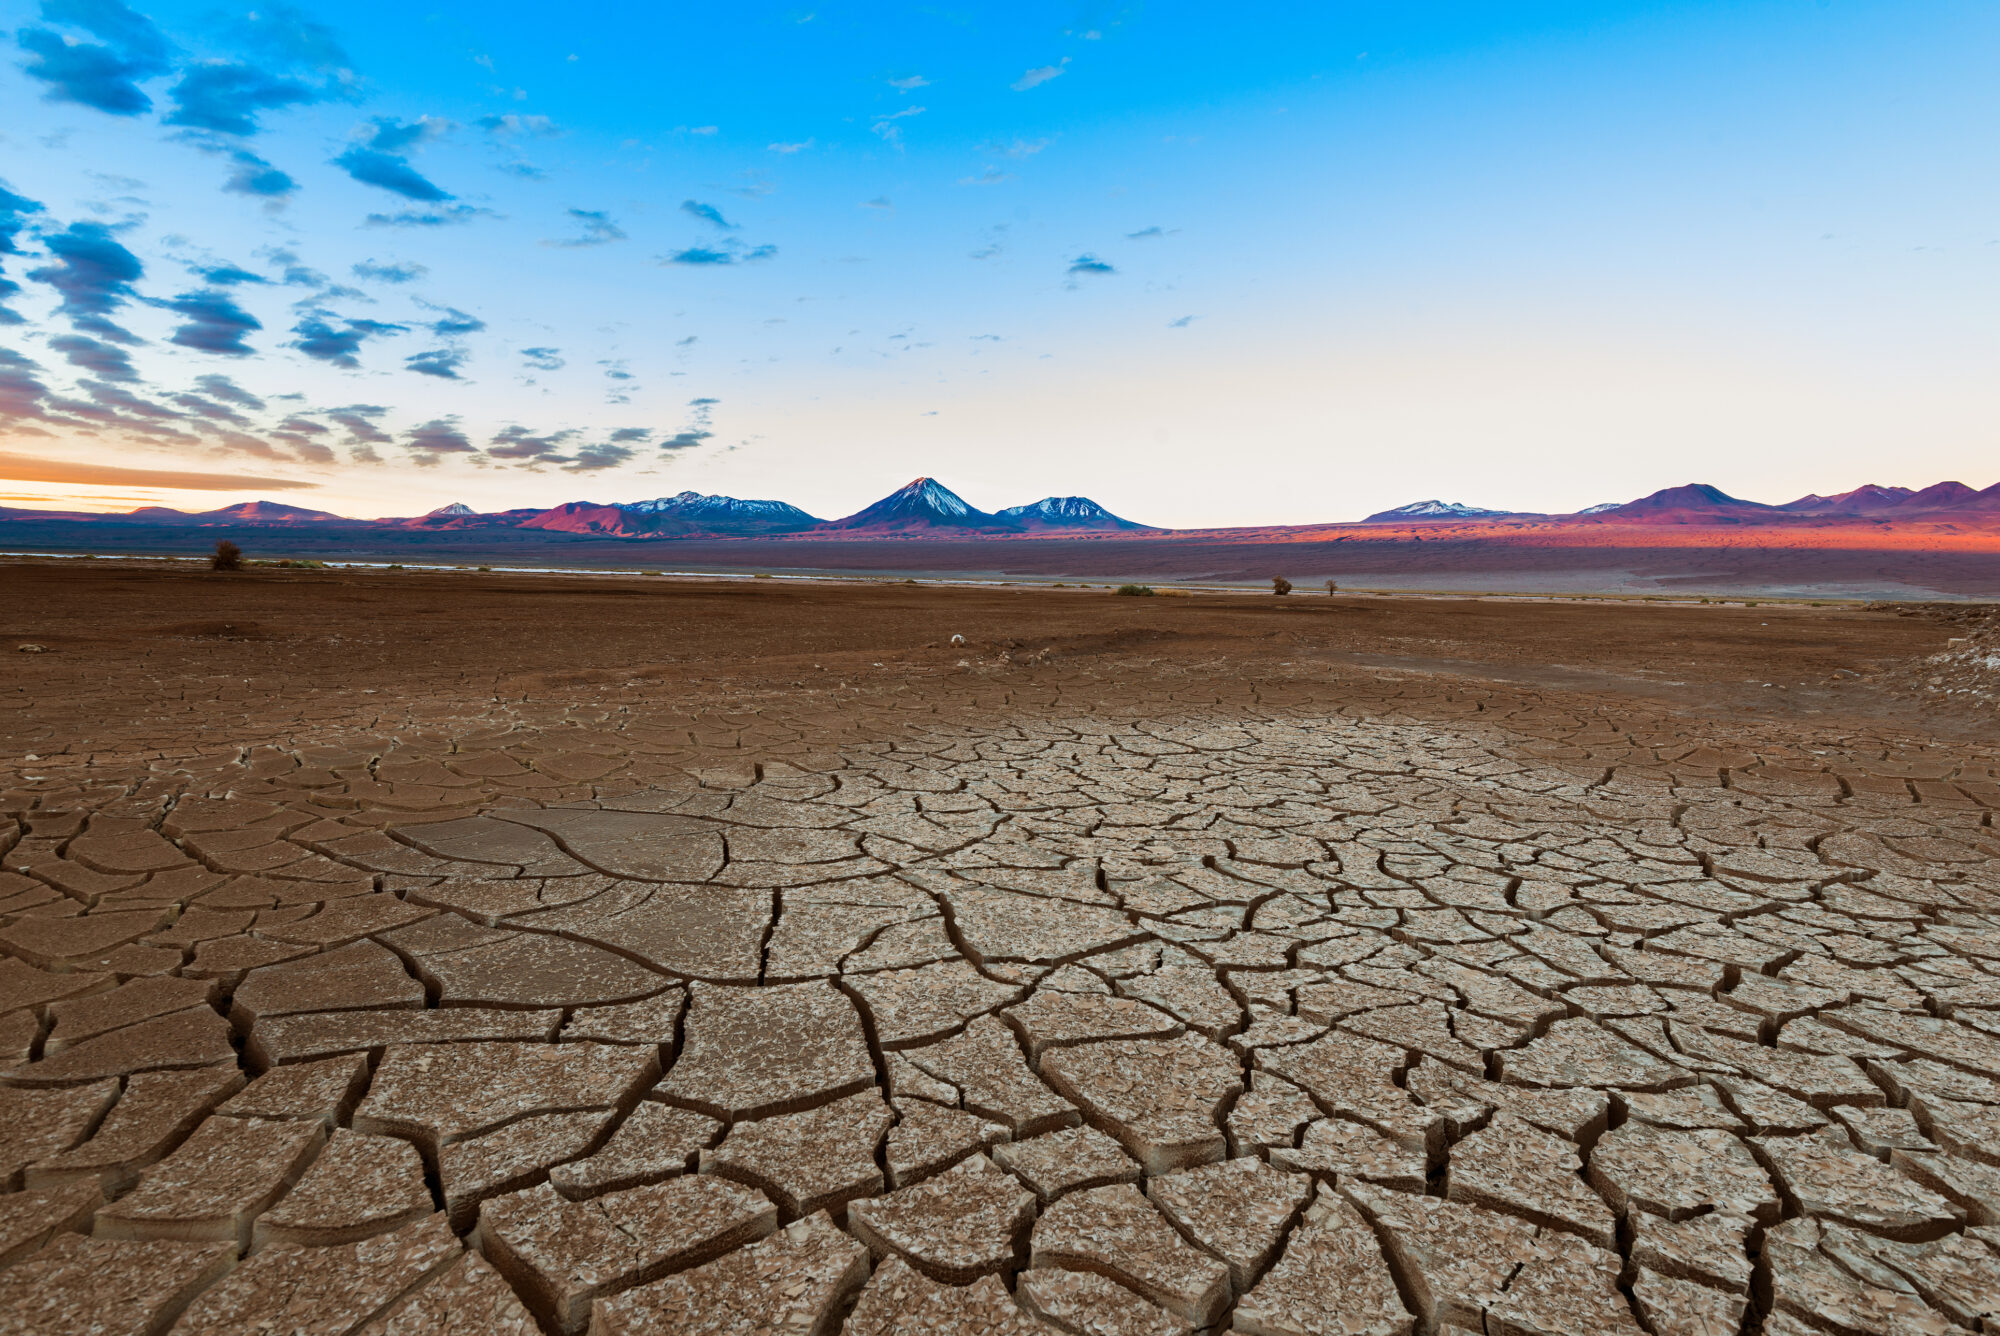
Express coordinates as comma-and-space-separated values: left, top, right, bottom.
2, 560, 2000, 1334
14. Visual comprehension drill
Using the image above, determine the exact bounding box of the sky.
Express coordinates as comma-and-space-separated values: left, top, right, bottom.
0, 0, 1996, 525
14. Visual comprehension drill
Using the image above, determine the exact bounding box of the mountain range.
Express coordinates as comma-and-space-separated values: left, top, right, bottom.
6, 479, 1154, 538
7, 477, 2000, 541
1362, 481, 2000, 524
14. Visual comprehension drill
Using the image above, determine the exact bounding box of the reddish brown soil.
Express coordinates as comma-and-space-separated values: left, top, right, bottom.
0, 558, 1981, 759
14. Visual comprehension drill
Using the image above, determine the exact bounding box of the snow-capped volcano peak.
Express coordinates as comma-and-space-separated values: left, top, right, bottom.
892, 477, 974, 517
823, 477, 998, 530
426, 502, 477, 517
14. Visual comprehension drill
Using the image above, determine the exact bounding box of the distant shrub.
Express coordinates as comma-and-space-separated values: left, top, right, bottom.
479, 566, 493, 572
211, 540, 242, 572
1272, 576, 1292, 596
1324, 579, 1339, 594
1115, 584, 1155, 597
385, 563, 405, 571
1157, 587, 1191, 597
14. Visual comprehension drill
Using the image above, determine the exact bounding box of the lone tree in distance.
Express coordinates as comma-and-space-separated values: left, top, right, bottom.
211, 540, 242, 571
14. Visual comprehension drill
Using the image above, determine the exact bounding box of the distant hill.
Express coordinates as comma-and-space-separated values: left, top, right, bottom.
1777, 484, 1916, 515
624, 491, 821, 532
1595, 483, 1773, 520
1364, 500, 1513, 523
119, 500, 349, 525
996, 496, 1151, 530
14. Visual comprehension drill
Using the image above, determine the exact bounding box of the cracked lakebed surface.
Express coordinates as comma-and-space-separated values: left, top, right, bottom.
1, 565, 1998, 1334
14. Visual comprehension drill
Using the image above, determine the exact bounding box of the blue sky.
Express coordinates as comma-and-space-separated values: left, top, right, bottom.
1, 0, 1996, 523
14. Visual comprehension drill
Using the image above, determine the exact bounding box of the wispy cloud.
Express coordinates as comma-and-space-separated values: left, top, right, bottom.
16, 0, 175, 117
364, 204, 496, 228
352, 259, 428, 283
166, 64, 316, 136
48, 333, 139, 381
544, 207, 627, 247
475, 113, 558, 137
680, 199, 736, 229
659, 395, 717, 450
422, 304, 485, 336
165, 288, 262, 354
872, 105, 924, 144
290, 310, 405, 367
888, 75, 929, 91
520, 346, 564, 371
404, 417, 475, 461
1126, 225, 1176, 239
1011, 58, 1070, 91
196, 373, 265, 410
958, 169, 1013, 187
767, 139, 813, 154
336, 147, 450, 201
336, 117, 454, 200
981, 137, 1050, 159
1067, 253, 1115, 276
664, 241, 776, 266
27, 220, 146, 342
405, 347, 466, 379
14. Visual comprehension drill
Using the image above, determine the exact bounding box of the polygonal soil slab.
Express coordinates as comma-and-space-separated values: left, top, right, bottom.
850, 1254, 1055, 1336
1586, 1122, 1780, 1223
587, 1211, 869, 1336
476, 1176, 777, 1336
1041, 1032, 1241, 1174
1146, 1156, 1312, 1294
0, 1233, 237, 1335
1030, 1183, 1231, 1326
352, 1041, 658, 1155
655, 980, 875, 1120
492, 808, 727, 882
699, 1089, 892, 1218
171, 1213, 461, 1335
92, 1114, 324, 1247
847, 1153, 1037, 1284
1233, 1193, 1414, 1336
899, 1016, 1079, 1138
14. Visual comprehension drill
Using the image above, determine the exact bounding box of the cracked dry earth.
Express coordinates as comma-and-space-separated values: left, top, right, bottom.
4, 584, 2000, 1335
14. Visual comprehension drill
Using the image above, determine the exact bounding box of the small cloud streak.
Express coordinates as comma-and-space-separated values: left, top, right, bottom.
1011, 58, 1070, 91
0, 449, 317, 491
664, 241, 776, 266
544, 207, 627, 247
680, 199, 736, 229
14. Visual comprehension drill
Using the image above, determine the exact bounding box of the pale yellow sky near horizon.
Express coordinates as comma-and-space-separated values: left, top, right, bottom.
7, 314, 1994, 524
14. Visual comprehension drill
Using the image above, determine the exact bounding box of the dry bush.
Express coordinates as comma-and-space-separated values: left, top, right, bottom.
211, 540, 242, 571
1271, 576, 1292, 596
